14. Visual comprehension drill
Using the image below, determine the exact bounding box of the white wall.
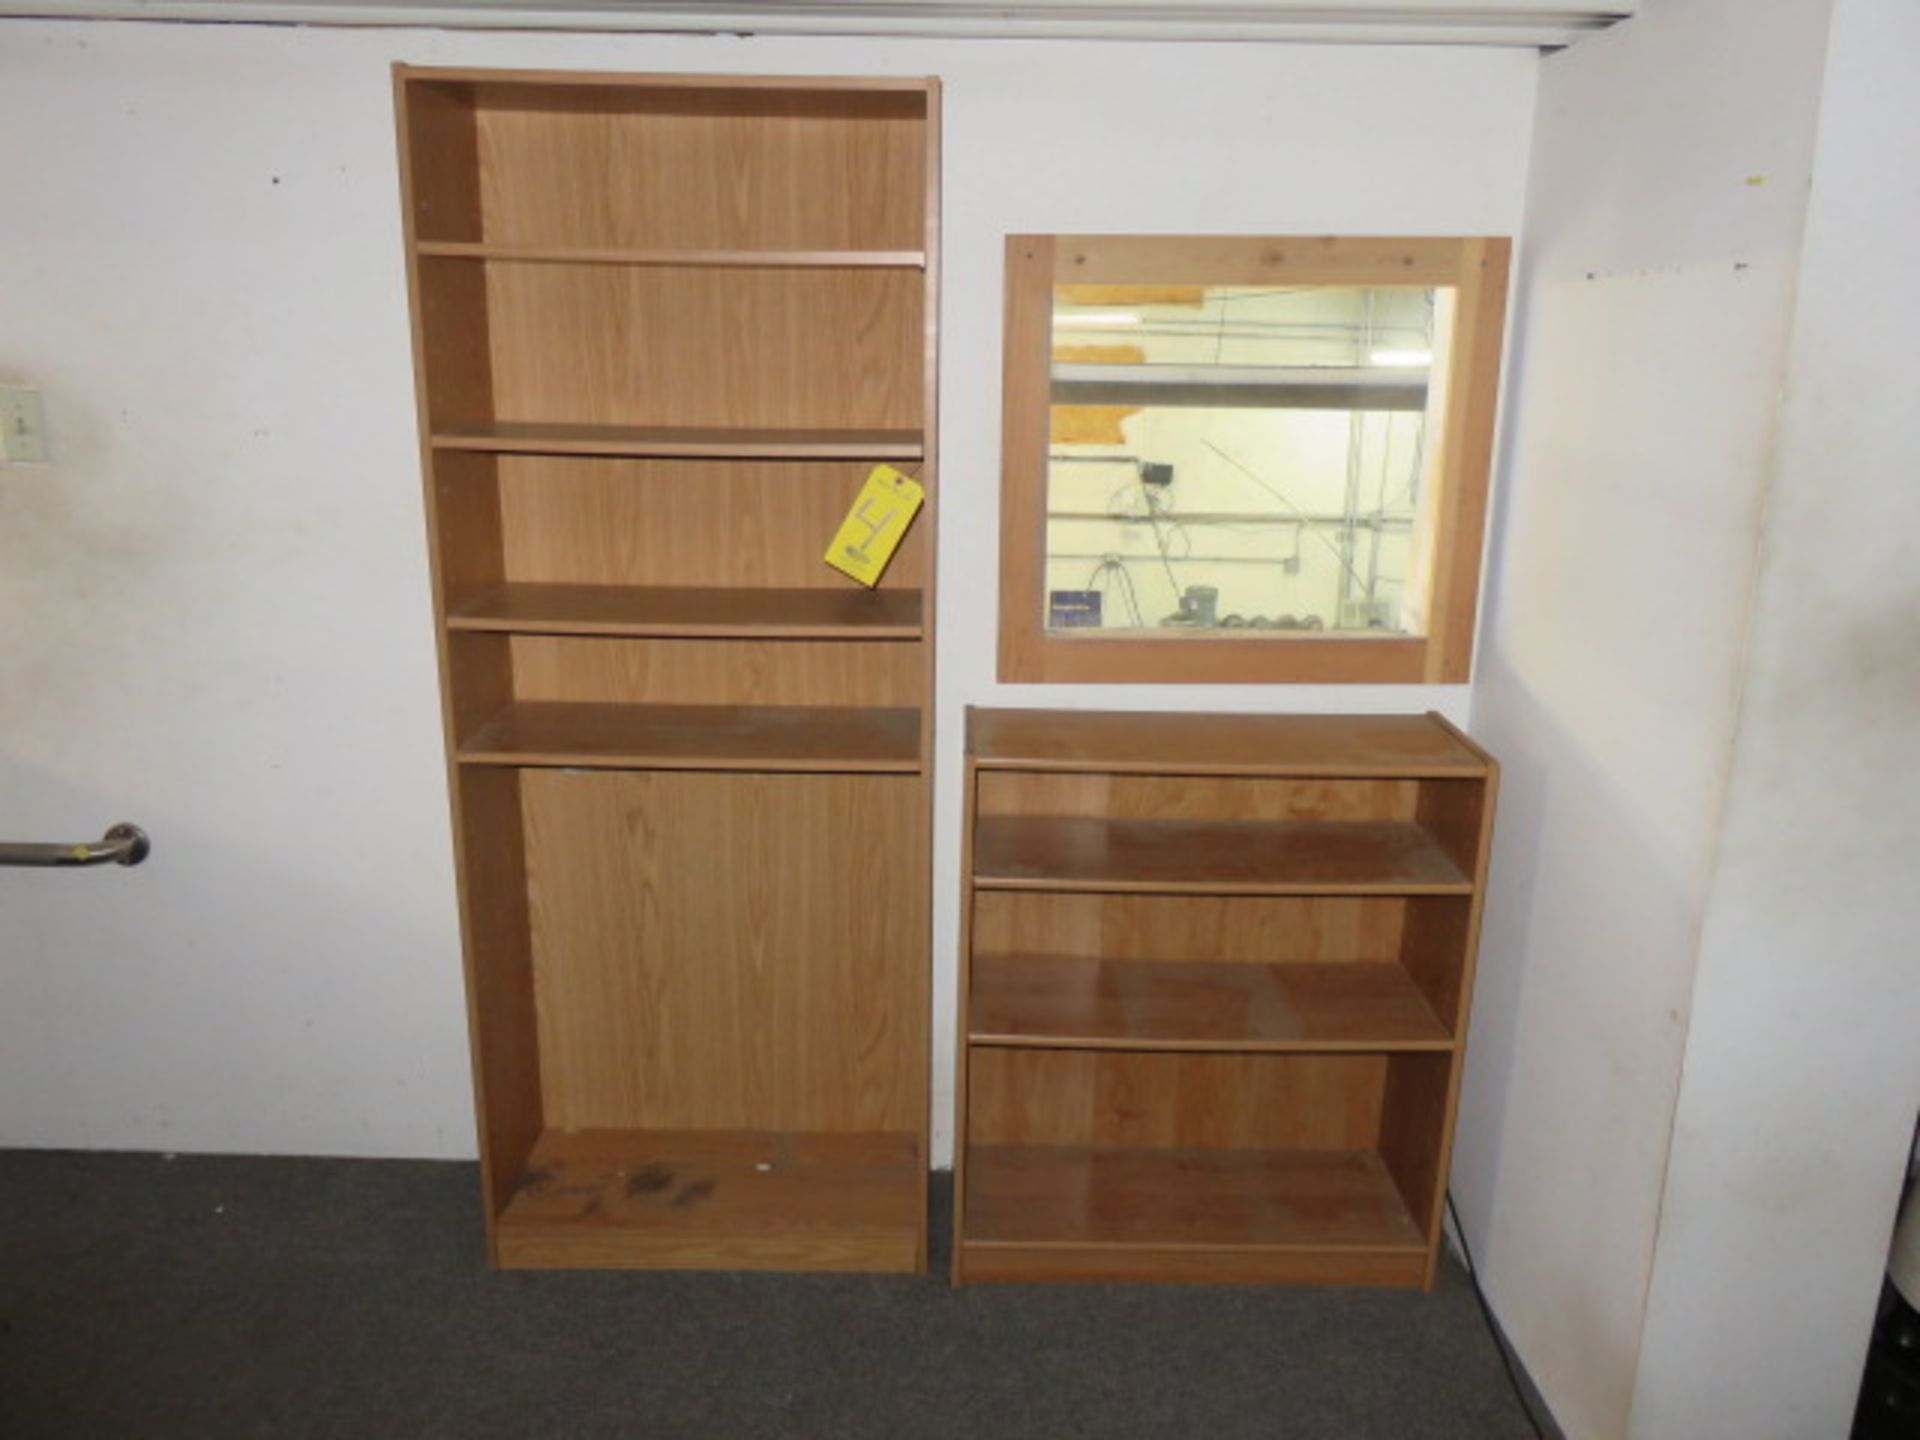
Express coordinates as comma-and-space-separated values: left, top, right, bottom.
0, 19, 1535, 1159
1629, 2, 1920, 1432
1454, 1, 1834, 1435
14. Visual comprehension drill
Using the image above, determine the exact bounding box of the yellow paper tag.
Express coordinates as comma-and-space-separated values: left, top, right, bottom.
824, 465, 924, 587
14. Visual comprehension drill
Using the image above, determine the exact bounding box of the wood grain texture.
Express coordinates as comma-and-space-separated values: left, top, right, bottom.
964, 1145, 1426, 1250
496, 1127, 920, 1271
451, 767, 545, 1228
482, 265, 922, 431
952, 708, 1498, 1289
966, 1050, 1387, 1150
1428, 709, 1499, 767
433, 422, 923, 460
399, 78, 482, 244
957, 1240, 1427, 1288
950, 757, 979, 1284
974, 772, 1419, 823
972, 817, 1473, 896
969, 709, 1487, 777
1398, 896, 1475, 1034
417, 243, 926, 269
400, 66, 938, 1271
397, 84, 491, 427
397, 72, 538, 1247
1415, 777, 1489, 881
430, 452, 507, 605
1424, 238, 1511, 683
470, 83, 928, 251
414, 242, 496, 431
506, 634, 922, 708
1376, 1052, 1455, 1252
970, 892, 1405, 967
447, 582, 922, 639
969, 955, 1451, 1052
1006, 635, 1434, 686
996, 236, 1055, 682
520, 771, 924, 1134
494, 456, 927, 591
459, 701, 920, 772
1050, 234, 1467, 287
1416, 759, 1499, 1286
442, 631, 516, 742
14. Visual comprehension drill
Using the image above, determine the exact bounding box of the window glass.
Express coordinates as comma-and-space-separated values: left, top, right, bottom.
1044, 282, 1455, 640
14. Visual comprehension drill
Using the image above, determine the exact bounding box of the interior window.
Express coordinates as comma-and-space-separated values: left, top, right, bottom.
998, 236, 1510, 684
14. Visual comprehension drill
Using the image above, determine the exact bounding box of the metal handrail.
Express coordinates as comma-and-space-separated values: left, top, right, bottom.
0, 823, 150, 868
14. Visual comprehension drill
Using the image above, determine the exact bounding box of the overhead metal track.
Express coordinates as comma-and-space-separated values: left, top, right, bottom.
1051, 362, 1429, 412
0, 1, 1637, 47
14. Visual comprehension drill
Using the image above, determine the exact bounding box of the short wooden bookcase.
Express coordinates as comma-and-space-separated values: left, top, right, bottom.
953, 709, 1497, 1287
396, 67, 940, 1271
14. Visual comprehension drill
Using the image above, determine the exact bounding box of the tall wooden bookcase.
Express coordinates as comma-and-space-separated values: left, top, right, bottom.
395, 67, 940, 1272
953, 709, 1496, 1287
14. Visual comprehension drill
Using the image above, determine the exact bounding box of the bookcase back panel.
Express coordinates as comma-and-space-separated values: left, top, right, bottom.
975, 773, 1420, 823
495, 457, 928, 590
521, 768, 923, 1133
508, 634, 921, 707
482, 266, 922, 429
467, 88, 928, 250
968, 1050, 1388, 1150
971, 893, 1407, 966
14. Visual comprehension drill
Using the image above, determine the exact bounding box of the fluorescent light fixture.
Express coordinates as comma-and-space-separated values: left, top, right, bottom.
1369, 348, 1433, 367
1057, 312, 1142, 328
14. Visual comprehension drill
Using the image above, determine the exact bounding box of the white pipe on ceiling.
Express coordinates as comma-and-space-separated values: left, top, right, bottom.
0, 1, 1638, 47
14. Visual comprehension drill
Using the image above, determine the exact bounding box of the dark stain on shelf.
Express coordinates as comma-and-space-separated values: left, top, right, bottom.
672, 1178, 718, 1210
626, 1164, 675, 1198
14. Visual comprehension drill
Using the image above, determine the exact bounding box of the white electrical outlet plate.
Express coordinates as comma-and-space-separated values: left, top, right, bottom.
0, 385, 49, 464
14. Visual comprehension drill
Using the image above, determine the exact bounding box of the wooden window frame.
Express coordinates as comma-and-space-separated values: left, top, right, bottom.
996, 235, 1511, 685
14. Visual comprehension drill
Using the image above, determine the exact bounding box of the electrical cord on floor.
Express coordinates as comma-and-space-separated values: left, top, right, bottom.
1446, 1191, 1550, 1440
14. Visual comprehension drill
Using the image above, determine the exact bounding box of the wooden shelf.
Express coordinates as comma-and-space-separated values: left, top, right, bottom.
960, 1144, 1426, 1285
403, 67, 938, 1273
417, 241, 926, 269
972, 816, 1473, 896
458, 701, 921, 772
496, 1128, 922, 1271
430, 422, 924, 460
969, 709, 1490, 778
969, 956, 1452, 1053
955, 709, 1495, 1289
446, 583, 923, 640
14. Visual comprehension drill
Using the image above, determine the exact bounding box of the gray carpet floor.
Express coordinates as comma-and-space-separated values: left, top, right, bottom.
0, 1150, 1545, 1439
